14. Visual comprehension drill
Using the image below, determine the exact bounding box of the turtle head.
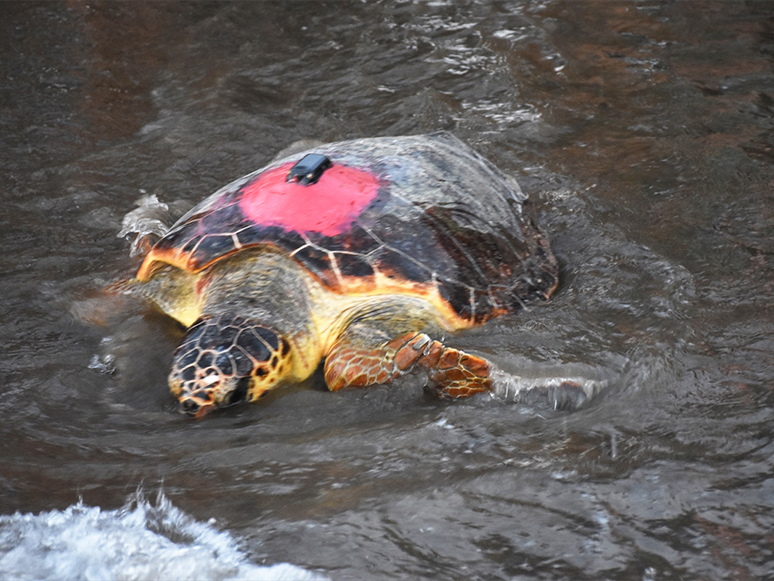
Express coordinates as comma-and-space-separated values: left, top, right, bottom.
168, 314, 292, 418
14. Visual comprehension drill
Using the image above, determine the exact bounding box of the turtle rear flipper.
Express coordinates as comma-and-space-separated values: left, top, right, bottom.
118, 195, 193, 258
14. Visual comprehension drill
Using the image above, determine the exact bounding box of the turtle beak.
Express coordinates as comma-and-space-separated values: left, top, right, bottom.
175, 375, 249, 418
179, 396, 216, 419
176, 375, 223, 418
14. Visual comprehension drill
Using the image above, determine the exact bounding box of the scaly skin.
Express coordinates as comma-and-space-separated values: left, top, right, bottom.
168, 313, 291, 418
324, 331, 492, 398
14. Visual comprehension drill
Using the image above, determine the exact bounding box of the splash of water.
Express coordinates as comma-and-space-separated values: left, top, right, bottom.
0, 489, 327, 581
490, 367, 608, 410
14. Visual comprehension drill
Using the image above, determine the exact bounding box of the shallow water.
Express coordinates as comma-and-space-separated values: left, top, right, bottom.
2, 1, 774, 579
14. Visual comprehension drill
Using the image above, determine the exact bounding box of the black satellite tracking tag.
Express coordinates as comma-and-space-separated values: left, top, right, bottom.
287, 154, 333, 186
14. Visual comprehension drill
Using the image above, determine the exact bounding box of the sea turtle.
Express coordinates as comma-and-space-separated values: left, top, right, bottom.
132, 132, 559, 417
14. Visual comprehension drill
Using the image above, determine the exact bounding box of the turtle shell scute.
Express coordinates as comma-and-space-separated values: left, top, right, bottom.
334, 253, 376, 278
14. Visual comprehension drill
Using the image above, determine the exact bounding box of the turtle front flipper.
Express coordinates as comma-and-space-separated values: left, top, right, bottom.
323, 322, 492, 398
323, 325, 604, 409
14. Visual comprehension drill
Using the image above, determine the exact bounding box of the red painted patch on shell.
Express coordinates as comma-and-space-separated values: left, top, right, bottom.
239, 162, 380, 236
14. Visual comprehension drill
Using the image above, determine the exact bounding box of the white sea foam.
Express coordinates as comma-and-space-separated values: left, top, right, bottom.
490, 367, 608, 410
0, 490, 327, 581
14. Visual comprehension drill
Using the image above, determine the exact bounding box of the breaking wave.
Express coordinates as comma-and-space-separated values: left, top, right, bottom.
0, 489, 327, 581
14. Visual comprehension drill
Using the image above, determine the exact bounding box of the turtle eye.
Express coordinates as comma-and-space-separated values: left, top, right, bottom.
225, 377, 250, 406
